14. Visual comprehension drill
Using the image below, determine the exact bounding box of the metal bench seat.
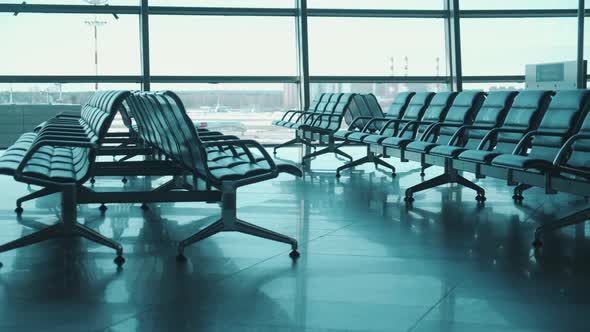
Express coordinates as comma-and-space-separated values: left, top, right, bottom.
0, 90, 131, 269
333, 93, 395, 143
333, 94, 408, 177
378, 92, 458, 175
362, 92, 435, 147
456, 90, 553, 166
297, 93, 356, 167
20, 146, 91, 183
272, 93, 327, 128
491, 90, 590, 171
428, 91, 519, 159
127, 91, 302, 260
272, 93, 332, 153
404, 91, 486, 159
484, 90, 590, 200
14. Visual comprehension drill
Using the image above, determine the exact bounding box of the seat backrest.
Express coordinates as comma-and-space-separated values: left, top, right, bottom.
323, 93, 342, 114
527, 89, 590, 161
303, 93, 338, 125
363, 93, 385, 131
118, 99, 135, 132
385, 92, 415, 120
308, 93, 325, 112
312, 93, 332, 114
364, 94, 385, 119
24, 90, 130, 183
327, 93, 354, 129
80, 90, 131, 142
565, 110, 590, 170
126, 92, 160, 148
133, 91, 208, 175
493, 90, 553, 153
345, 94, 372, 130
400, 91, 457, 139
435, 91, 486, 144
381, 91, 434, 137
462, 90, 518, 149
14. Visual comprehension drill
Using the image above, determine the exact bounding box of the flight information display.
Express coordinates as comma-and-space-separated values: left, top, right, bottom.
536, 63, 565, 82
525, 60, 584, 89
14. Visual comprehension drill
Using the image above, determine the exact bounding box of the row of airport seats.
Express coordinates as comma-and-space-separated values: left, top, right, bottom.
0, 90, 302, 268
335, 89, 590, 246
272, 92, 360, 166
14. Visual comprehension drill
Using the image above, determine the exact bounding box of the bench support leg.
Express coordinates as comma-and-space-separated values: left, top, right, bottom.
177, 187, 299, 260
301, 137, 353, 168
336, 147, 396, 178
533, 206, 590, 248
15, 187, 59, 214
513, 184, 532, 202
273, 137, 304, 155
404, 168, 485, 203
0, 187, 124, 268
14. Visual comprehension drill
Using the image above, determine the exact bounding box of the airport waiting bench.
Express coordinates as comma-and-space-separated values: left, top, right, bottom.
0, 90, 302, 268
272, 93, 358, 167
125, 91, 302, 261
6, 91, 247, 213
338, 88, 590, 247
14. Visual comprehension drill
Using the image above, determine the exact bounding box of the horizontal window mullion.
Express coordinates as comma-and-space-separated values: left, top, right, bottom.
0, 76, 142, 83
307, 9, 447, 18
147, 6, 295, 16
462, 76, 525, 83
309, 76, 449, 83
460, 9, 578, 18
0, 4, 139, 15
150, 76, 299, 83
0, 76, 302, 84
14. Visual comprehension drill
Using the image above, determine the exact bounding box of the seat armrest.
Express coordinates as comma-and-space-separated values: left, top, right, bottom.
36, 133, 93, 142
397, 120, 433, 137
448, 125, 495, 146
476, 127, 529, 150
203, 139, 277, 169
310, 113, 343, 128
279, 110, 303, 122
553, 133, 590, 165
378, 119, 411, 135
203, 139, 293, 186
14, 137, 98, 185
419, 121, 451, 141
347, 116, 378, 131
511, 130, 567, 155
201, 135, 240, 142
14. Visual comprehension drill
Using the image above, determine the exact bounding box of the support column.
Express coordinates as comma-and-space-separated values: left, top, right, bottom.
61, 186, 77, 231
578, 0, 586, 88
296, 0, 311, 109
445, 0, 463, 92
140, 0, 151, 91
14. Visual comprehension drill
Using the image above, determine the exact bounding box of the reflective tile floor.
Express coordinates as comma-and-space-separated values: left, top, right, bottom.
0, 147, 590, 332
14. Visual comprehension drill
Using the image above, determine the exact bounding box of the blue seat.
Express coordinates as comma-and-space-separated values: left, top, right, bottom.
381, 92, 457, 150
457, 90, 553, 164
429, 90, 518, 158
491, 89, 590, 171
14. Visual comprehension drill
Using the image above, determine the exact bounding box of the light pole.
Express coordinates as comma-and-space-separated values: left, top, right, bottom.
54, 83, 63, 102
83, 0, 108, 90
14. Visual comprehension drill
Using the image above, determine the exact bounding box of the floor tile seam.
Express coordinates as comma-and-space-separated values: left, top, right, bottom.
405, 284, 460, 332
212, 221, 359, 283
96, 221, 362, 331
93, 303, 157, 332
521, 198, 557, 259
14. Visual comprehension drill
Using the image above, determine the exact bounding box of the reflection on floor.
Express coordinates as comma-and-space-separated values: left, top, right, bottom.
0, 146, 589, 332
